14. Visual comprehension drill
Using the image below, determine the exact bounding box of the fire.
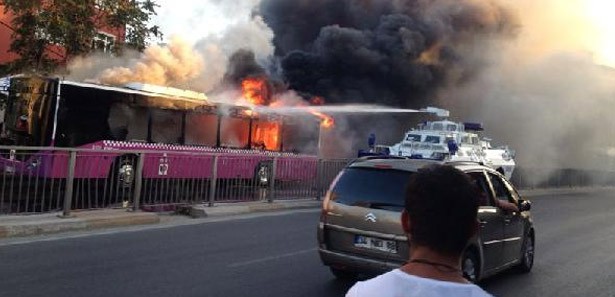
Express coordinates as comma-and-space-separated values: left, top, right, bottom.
241, 77, 269, 106
253, 121, 281, 151
311, 111, 335, 129
239, 78, 335, 148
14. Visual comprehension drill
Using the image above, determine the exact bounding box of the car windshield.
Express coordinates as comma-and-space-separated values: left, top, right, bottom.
331, 167, 413, 210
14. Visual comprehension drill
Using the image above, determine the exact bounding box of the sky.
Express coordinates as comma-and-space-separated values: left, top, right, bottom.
153, 0, 615, 67
152, 0, 259, 43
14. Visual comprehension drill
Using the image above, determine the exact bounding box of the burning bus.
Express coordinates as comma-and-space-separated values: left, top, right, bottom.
0, 75, 324, 211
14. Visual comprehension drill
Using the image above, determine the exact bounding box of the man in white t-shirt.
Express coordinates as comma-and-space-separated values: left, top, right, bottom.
346, 165, 493, 297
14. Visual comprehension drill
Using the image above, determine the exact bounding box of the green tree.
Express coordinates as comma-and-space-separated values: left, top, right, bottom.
0, 0, 162, 75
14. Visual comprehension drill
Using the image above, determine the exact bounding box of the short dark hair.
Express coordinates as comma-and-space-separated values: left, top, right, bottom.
404, 164, 480, 256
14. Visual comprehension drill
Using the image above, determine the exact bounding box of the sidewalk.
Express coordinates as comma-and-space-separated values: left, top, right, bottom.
0, 199, 322, 239
0, 187, 610, 240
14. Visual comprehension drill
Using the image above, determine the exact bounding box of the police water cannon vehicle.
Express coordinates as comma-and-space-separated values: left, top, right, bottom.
360, 107, 516, 179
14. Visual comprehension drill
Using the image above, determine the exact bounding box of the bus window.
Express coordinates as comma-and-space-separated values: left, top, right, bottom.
150, 109, 183, 144
252, 119, 281, 150
56, 85, 112, 147
220, 117, 249, 148
126, 108, 148, 142
185, 112, 218, 147
4, 77, 56, 147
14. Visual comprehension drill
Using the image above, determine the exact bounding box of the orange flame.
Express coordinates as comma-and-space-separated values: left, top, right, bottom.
241, 77, 269, 106
311, 111, 335, 129
253, 121, 281, 151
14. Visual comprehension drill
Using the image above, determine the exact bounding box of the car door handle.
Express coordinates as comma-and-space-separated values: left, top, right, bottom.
504, 218, 511, 224
479, 220, 488, 227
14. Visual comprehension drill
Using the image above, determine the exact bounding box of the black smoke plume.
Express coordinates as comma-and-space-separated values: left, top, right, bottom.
253, 0, 518, 107
223, 49, 267, 85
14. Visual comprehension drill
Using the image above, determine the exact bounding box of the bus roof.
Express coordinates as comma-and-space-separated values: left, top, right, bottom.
60, 80, 211, 106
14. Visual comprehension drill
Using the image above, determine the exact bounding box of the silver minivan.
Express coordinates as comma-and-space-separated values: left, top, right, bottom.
317, 157, 534, 282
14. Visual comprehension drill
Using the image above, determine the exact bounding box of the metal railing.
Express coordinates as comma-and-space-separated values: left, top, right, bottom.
0, 147, 350, 215
1, 146, 614, 215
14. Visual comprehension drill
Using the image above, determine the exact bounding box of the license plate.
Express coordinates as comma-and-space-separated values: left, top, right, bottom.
354, 235, 397, 253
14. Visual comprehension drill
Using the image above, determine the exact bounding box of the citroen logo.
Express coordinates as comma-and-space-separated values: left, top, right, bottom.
365, 213, 377, 223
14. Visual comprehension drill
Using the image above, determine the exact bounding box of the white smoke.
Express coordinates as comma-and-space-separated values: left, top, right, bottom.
187, 15, 275, 92
67, 0, 273, 93
438, 0, 615, 173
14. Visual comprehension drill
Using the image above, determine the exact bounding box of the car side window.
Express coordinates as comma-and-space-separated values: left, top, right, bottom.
469, 172, 494, 207
488, 173, 513, 203
502, 178, 521, 201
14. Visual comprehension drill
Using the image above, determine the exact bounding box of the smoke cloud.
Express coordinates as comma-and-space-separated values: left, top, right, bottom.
68, 5, 274, 93
258, 0, 518, 106
100, 37, 204, 87
438, 0, 615, 172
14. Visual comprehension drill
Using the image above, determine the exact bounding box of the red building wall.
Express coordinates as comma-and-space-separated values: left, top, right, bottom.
0, 8, 19, 64
0, 4, 126, 66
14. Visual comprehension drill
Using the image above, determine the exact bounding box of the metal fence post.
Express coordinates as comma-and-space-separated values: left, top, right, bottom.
132, 153, 145, 212
208, 156, 219, 207
316, 159, 323, 200
268, 157, 278, 203
61, 151, 77, 218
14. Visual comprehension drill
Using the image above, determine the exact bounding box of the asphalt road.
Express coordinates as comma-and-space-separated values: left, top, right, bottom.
1, 189, 615, 297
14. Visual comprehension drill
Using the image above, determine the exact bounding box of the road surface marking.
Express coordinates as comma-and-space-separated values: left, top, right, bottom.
228, 248, 318, 268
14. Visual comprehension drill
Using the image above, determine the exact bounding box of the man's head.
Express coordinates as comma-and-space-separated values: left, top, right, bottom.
401, 164, 480, 257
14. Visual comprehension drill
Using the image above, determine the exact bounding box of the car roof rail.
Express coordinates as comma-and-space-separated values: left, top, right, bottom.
445, 160, 485, 166
349, 155, 409, 165
359, 155, 409, 161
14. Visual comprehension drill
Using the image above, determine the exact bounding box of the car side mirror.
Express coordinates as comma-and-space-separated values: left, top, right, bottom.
518, 200, 531, 212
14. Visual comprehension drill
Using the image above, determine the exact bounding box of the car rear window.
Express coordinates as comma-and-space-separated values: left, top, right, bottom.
331, 167, 413, 210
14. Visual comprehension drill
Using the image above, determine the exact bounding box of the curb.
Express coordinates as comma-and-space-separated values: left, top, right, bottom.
0, 210, 160, 239
188, 200, 322, 218
0, 200, 321, 239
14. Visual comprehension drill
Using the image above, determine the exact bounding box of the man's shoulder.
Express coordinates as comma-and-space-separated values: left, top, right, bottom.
346, 270, 493, 297
345, 270, 403, 297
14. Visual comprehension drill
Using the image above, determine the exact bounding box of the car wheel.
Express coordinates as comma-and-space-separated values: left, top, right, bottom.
516, 234, 535, 273
462, 250, 480, 283
330, 267, 358, 280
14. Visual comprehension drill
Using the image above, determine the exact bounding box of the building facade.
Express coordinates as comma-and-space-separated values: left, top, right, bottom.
0, 4, 126, 66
